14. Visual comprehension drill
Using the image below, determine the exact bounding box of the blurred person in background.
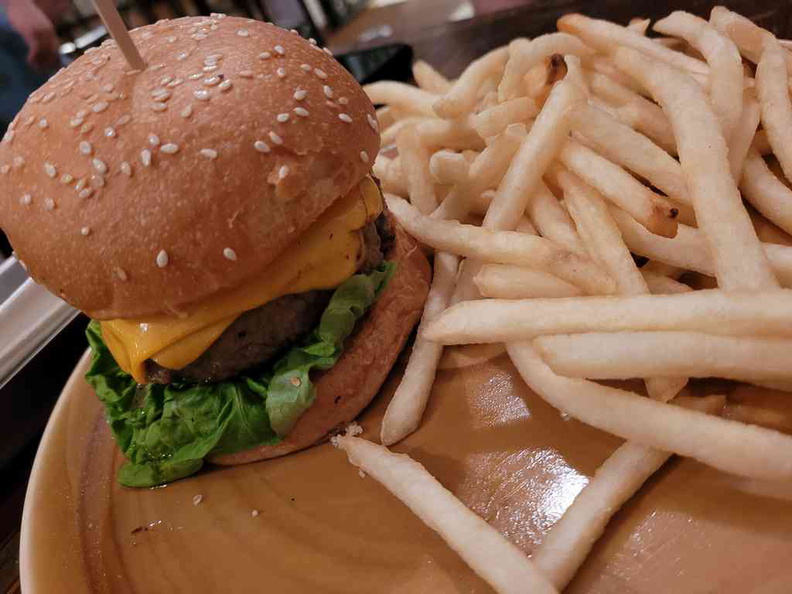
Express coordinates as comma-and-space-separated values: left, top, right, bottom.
0, 0, 69, 132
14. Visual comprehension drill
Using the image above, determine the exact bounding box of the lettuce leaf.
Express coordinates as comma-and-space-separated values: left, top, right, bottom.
85, 262, 394, 488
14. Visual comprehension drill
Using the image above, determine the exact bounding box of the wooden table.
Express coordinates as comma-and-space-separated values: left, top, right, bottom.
5, 1, 792, 592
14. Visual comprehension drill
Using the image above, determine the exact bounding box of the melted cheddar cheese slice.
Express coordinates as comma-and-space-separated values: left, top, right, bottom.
101, 176, 383, 383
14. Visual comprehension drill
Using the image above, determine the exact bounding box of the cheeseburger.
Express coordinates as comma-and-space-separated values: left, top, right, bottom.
0, 15, 429, 486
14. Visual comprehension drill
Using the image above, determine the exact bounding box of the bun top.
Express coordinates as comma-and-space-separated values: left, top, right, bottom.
0, 15, 379, 319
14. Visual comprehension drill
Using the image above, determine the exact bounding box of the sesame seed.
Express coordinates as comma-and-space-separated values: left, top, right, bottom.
19, 194, 31, 205
148, 134, 160, 146
116, 267, 128, 281
294, 107, 309, 117
141, 149, 152, 167
13, 156, 24, 167
254, 140, 270, 153
206, 53, 223, 62
104, 127, 117, 138
192, 33, 206, 40
276, 68, 286, 79
339, 97, 349, 106
0, 165, 8, 174
80, 123, 94, 134
177, 52, 188, 61
323, 85, 333, 98
60, 173, 74, 184
24, 116, 34, 127
251, 510, 260, 517
294, 89, 307, 101
42, 92, 56, 103
2, 130, 13, 143
91, 175, 105, 188
160, 143, 179, 154
203, 65, 219, 72
78, 188, 93, 199
189, 73, 203, 80
167, 35, 176, 43
156, 249, 169, 268
323, 47, 333, 56
81, 226, 91, 236
75, 178, 86, 192
204, 76, 221, 86
259, 51, 271, 59
219, 80, 233, 92
79, 141, 93, 155
120, 161, 132, 176
151, 88, 171, 100
92, 101, 109, 113
239, 70, 254, 78
44, 162, 57, 178
70, 117, 84, 128
274, 45, 285, 55
278, 165, 289, 179
309, 38, 317, 45
102, 83, 115, 92
314, 68, 327, 79
116, 115, 132, 126
300, 63, 311, 72
367, 114, 378, 131
194, 89, 210, 101
93, 158, 108, 173
151, 102, 168, 112
181, 105, 193, 118
167, 78, 184, 88
200, 148, 218, 159
223, 247, 237, 261
237, 29, 249, 37
43, 198, 55, 211
338, 113, 352, 123
277, 113, 290, 123
360, 150, 369, 163
268, 131, 283, 145
38, 118, 49, 129
192, 494, 203, 505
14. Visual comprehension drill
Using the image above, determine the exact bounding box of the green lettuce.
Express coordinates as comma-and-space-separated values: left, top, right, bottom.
85, 262, 394, 488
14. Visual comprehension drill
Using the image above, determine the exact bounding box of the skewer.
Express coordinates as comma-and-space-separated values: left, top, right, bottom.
92, 0, 146, 70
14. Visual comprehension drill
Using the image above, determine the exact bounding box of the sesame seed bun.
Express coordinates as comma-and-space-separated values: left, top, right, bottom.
0, 15, 379, 319
209, 218, 431, 465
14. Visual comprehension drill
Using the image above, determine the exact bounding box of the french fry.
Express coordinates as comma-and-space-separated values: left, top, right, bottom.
437, 343, 507, 371
536, 331, 792, 383
416, 118, 485, 151
434, 46, 510, 119
756, 37, 792, 184
627, 17, 650, 35
364, 81, 440, 117
380, 116, 431, 146
396, 127, 438, 214
710, 6, 792, 70
374, 155, 408, 196
334, 436, 559, 594
558, 13, 710, 75
498, 33, 593, 101
475, 265, 583, 299
526, 182, 588, 255
469, 123, 526, 191
506, 341, 792, 482
386, 195, 614, 295
571, 103, 690, 205
381, 252, 459, 446
472, 97, 538, 138
642, 272, 692, 294
556, 137, 679, 237
555, 168, 649, 295
429, 150, 469, 185
532, 394, 724, 589
753, 129, 771, 155
741, 149, 792, 235
728, 89, 761, 181
412, 60, 452, 94
585, 55, 646, 95
614, 47, 779, 291
585, 70, 677, 154
654, 11, 743, 140
424, 290, 792, 345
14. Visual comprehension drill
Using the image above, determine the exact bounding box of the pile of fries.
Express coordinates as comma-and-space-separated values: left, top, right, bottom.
333, 7, 792, 592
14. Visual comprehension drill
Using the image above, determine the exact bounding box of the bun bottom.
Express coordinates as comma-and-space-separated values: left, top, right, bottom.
209, 216, 431, 465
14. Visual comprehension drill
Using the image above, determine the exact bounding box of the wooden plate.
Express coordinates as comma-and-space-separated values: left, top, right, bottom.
21, 348, 792, 593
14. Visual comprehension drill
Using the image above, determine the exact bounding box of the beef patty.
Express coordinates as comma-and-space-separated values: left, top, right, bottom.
146, 213, 393, 384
